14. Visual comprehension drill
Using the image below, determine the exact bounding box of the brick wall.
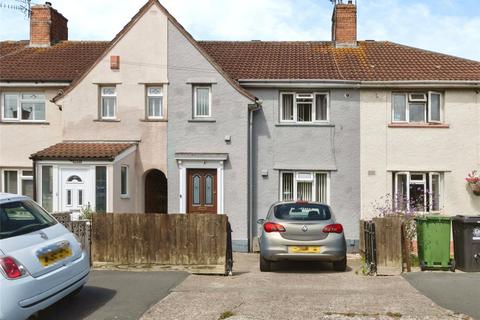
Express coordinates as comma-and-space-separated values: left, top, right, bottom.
331, 3, 357, 47
30, 4, 68, 47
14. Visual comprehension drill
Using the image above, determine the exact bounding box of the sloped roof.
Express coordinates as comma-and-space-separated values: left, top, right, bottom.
30, 142, 136, 161
198, 41, 480, 82
0, 40, 108, 82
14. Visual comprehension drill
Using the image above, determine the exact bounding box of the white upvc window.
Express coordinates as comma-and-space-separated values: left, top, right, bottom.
147, 86, 164, 119
280, 92, 329, 123
392, 92, 443, 124
1, 92, 46, 122
394, 172, 443, 213
280, 171, 329, 204
193, 86, 211, 118
1, 169, 34, 198
120, 165, 129, 197
100, 86, 117, 119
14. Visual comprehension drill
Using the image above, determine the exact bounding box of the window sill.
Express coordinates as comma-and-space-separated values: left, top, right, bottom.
388, 123, 449, 129
275, 122, 334, 127
94, 119, 121, 122
0, 121, 49, 125
188, 118, 216, 123
140, 118, 168, 122
120, 195, 130, 199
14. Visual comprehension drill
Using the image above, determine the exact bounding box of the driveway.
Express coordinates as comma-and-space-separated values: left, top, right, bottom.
36, 270, 188, 320
142, 253, 464, 320
404, 272, 480, 320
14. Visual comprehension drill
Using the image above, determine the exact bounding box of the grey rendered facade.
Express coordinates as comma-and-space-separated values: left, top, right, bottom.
249, 88, 361, 249
166, 21, 255, 251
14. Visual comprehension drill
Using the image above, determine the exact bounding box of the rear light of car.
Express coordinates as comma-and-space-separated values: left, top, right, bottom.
322, 224, 343, 234
263, 222, 286, 233
0, 256, 28, 280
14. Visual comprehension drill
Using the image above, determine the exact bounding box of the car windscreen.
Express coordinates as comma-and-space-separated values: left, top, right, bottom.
0, 200, 57, 239
273, 203, 331, 221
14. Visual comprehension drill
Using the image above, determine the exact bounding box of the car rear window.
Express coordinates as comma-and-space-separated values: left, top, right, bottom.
0, 200, 56, 239
273, 203, 331, 221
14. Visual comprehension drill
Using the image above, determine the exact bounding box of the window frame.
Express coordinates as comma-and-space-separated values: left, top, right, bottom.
100, 86, 117, 120
1, 92, 46, 122
146, 86, 164, 120
391, 91, 444, 124
193, 85, 212, 118
279, 171, 330, 204
280, 91, 330, 123
120, 165, 129, 198
1, 169, 33, 197
393, 171, 443, 213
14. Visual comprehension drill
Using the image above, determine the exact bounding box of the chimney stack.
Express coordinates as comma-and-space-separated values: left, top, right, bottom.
331, 0, 357, 48
30, 2, 68, 47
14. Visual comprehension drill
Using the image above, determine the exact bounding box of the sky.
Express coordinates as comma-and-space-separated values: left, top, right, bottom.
0, 0, 479, 61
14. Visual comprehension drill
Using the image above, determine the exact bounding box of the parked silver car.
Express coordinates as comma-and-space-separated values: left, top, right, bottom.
0, 193, 89, 320
257, 201, 347, 272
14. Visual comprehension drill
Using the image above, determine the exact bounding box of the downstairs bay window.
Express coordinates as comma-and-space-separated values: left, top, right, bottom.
280, 171, 329, 203
394, 172, 442, 212
1, 169, 34, 198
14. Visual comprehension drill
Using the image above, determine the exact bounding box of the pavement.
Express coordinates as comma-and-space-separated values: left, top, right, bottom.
36, 270, 188, 320
404, 272, 480, 320
141, 253, 467, 320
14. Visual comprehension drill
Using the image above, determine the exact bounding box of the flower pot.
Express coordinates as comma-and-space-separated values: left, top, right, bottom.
469, 183, 480, 196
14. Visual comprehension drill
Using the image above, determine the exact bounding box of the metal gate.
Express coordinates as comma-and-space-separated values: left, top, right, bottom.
363, 220, 377, 275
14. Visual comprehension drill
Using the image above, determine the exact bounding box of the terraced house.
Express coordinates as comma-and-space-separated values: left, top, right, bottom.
1, 0, 479, 252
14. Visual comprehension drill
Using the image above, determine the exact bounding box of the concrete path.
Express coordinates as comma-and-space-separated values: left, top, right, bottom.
37, 270, 188, 320
142, 253, 466, 320
404, 272, 480, 320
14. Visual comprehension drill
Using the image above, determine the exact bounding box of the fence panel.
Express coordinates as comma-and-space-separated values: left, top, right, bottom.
373, 216, 404, 274
91, 213, 230, 274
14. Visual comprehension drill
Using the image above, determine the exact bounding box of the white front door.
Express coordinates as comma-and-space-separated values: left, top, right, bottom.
60, 168, 90, 214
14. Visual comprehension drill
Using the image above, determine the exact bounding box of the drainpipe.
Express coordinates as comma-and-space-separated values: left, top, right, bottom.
248, 100, 262, 252
32, 159, 37, 202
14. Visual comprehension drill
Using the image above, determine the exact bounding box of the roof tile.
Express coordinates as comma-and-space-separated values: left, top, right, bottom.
30, 142, 136, 160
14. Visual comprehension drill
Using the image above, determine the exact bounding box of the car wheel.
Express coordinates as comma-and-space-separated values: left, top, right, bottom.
333, 256, 347, 272
260, 255, 272, 272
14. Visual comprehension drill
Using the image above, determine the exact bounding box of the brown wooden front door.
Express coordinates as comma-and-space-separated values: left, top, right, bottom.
187, 169, 217, 214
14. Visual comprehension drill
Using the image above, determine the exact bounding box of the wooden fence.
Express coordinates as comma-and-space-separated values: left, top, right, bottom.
91, 213, 231, 275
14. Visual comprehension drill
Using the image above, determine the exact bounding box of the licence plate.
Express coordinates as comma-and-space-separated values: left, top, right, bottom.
289, 246, 321, 253
37, 242, 73, 267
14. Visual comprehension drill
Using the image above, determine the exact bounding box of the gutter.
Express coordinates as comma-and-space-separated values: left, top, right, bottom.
239, 79, 480, 89
247, 99, 263, 252
0, 82, 70, 87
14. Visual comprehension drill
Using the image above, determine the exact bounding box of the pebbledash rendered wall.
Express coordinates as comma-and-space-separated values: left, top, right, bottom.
248, 88, 361, 250
166, 20, 254, 252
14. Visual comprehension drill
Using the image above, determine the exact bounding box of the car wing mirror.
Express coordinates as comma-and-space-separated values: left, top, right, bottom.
256, 218, 265, 225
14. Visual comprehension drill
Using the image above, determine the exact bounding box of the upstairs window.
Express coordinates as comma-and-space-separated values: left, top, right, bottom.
280, 92, 329, 123
2, 92, 46, 122
392, 92, 443, 124
100, 86, 117, 119
147, 86, 163, 119
194, 86, 211, 118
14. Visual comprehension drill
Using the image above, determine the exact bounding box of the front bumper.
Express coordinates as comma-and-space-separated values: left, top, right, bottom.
260, 232, 347, 262
0, 251, 90, 320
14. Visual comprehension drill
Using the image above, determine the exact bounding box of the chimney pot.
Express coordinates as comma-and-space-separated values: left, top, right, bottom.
331, 1, 357, 48
45, 2, 52, 6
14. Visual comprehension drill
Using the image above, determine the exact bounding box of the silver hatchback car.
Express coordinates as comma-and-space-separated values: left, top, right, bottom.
258, 201, 347, 272
0, 194, 89, 320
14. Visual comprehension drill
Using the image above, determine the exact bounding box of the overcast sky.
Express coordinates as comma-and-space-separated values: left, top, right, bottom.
0, 0, 479, 61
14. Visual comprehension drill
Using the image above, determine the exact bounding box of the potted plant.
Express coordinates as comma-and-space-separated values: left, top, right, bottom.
466, 170, 480, 196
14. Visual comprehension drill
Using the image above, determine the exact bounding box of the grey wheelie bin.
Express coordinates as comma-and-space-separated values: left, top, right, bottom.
452, 215, 480, 272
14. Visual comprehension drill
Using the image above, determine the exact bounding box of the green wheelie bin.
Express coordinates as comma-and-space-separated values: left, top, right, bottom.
415, 215, 455, 271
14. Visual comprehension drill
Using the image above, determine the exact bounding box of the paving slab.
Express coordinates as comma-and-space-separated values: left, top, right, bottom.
142, 253, 466, 320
